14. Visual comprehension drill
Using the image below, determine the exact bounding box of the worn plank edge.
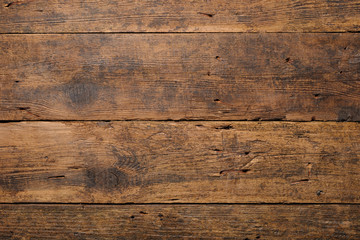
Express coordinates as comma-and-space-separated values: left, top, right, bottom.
0, 203, 359, 205
2, 31, 360, 34
1, 120, 360, 123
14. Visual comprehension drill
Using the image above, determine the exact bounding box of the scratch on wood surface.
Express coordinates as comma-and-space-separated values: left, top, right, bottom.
306, 163, 312, 177
215, 125, 233, 130
291, 179, 310, 185
4, 0, 34, 8
16, 107, 40, 118
241, 156, 263, 169
291, 162, 314, 185
220, 168, 250, 175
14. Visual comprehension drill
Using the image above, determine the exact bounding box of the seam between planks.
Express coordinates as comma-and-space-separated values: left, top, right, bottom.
1, 31, 360, 34
0, 203, 359, 206
1, 120, 359, 123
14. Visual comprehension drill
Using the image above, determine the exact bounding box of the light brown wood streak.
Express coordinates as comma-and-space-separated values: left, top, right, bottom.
0, 204, 359, 239
0, 0, 360, 33
0, 121, 359, 203
1, 34, 360, 121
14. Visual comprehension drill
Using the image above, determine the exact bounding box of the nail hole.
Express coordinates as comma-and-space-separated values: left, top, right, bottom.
313, 93, 320, 98
316, 190, 323, 196
215, 56, 220, 60
214, 99, 220, 102
311, 116, 316, 121
285, 57, 290, 62
17, 107, 30, 110
211, 148, 222, 152
139, 211, 148, 214
244, 151, 250, 155
207, 71, 211, 76
158, 213, 163, 217
241, 169, 251, 173
340, 71, 343, 74
130, 215, 135, 219
14, 80, 20, 83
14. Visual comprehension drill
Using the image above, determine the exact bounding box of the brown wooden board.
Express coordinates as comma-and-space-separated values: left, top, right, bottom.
1, 33, 360, 121
1, 0, 360, 33
0, 204, 359, 239
1, 1, 360, 239
0, 121, 359, 203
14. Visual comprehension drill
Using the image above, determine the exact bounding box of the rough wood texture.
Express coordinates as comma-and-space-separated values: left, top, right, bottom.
0, 121, 359, 203
1, 0, 360, 33
1, 33, 360, 121
1, 1, 360, 239
0, 204, 359, 239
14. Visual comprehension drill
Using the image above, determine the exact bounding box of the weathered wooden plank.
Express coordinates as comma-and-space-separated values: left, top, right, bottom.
1, 0, 360, 33
0, 204, 359, 239
1, 34, 360, 121
0, 121, 359, 203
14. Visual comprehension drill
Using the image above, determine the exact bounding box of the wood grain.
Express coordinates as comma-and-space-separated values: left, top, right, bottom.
1, 0, 360, 33
0, 121, 359, 203
0, 204, 359, 239
1, 1, 359, 239
1, 33, 360, 121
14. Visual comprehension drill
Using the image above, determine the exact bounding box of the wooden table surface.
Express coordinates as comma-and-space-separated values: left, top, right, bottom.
1, 0, 360, 239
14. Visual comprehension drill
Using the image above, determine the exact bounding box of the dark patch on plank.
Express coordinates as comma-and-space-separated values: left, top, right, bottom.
85, 146, 146, 192
337, 106, 360, 122
61, 73, 100, 109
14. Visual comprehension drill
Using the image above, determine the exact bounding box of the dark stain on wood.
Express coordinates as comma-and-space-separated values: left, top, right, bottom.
337, 106, 360, 122
84, 146, 146, 192
62, 78, 99, 109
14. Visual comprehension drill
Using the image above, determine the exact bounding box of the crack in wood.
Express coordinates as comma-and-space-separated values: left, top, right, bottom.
197, 12, 215, 18
290, 179, 310, 185
47, 175, 65, 179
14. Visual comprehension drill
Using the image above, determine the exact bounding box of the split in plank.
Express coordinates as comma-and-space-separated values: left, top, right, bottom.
1, 33, 360, 121
1, 0, 360, 33
0, 121, 359, 203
